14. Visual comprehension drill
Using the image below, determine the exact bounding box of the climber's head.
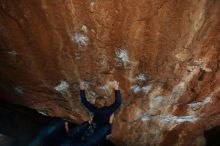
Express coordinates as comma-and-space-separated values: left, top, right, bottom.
95, 96, 107, 108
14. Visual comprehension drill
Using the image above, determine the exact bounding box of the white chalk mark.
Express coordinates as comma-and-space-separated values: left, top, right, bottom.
115, 48, 131, 68
116, 48, 129, 62
203, 96, 212, 104
72, 33, 89, 46
141, 114, 151, 122
160, 115, 173, 122
188, 96, 212, 110
14, 86, 24, 94
54, 80, 69, 92
131, 85, 142, 93
136, 74, 146, 81
175, 115, 199, 122
160, 115, 199, 123
154, 96, 163, 103
142, 85, 152, 94
139, 113, 199, 123
37, 109, 48, 116
8, 50, 17, 56
131, 84, 152, 94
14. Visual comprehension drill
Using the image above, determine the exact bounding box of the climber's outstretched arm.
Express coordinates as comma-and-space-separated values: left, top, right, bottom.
80, 82, 97, 113
106, 81, 121, 114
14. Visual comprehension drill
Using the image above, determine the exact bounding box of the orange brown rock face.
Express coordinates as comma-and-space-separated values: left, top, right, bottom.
0, 0, 220, 145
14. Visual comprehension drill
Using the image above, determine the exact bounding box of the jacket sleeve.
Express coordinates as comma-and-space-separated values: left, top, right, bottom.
106, 90, 121, 114
80, 90, 97, 113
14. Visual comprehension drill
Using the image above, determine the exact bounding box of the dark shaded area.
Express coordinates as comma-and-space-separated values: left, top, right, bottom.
0, 100, 67, 146
204, 126, 220, 146
0, 100, 115, 146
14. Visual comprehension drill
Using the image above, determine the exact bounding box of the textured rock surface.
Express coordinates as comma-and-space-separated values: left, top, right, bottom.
0, 0, 220, 145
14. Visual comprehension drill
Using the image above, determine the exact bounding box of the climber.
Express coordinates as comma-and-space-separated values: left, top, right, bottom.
78, 80, 121, 145
60, 80, 121, 146
79, 80, 121, 127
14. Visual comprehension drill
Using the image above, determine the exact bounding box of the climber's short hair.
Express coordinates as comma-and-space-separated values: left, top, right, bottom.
95, 96, 107, 108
